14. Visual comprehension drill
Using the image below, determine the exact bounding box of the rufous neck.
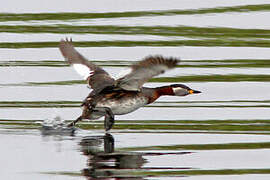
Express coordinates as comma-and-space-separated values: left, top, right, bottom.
146, 86, 174, 104
156, 86, 174, 96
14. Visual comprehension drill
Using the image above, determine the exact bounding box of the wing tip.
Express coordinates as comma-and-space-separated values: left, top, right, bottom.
59, 37, 74, 58
59, 37, 73, 47
134, 55, 180, 69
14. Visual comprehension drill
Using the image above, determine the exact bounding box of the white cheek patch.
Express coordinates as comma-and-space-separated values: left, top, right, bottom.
172, 87, 183, 94
72, 64, 94, 80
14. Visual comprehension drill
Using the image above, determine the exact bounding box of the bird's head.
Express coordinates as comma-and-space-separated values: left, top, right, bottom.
170, 84, 201, 96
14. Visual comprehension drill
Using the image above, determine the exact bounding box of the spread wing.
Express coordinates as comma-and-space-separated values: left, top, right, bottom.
59, 39, 115, 92
116, 56, 179, 91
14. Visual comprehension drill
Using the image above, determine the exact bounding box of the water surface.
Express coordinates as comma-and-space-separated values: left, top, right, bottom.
1, 1, 270, 179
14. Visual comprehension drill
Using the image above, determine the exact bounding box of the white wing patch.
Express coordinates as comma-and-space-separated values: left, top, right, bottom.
72, 64, 93, 80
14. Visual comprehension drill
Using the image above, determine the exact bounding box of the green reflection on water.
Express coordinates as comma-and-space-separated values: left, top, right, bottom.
1, 59, 270, 68
12, 74, 270, 87
1, 4, 270, 21
120, 142, 270, 151
0, 39, 270, 48
1, 25, 270, 39
2, 118, 270, 133
43, 168, 270, 178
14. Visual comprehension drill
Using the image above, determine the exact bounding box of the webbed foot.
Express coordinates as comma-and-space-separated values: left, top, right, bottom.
67, 116, 82, 127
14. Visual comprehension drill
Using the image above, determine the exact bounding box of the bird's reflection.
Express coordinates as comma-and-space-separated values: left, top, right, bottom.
79, 133, 146, 180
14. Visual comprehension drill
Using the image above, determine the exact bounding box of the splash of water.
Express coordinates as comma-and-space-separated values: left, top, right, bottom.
40, 116, 76, 136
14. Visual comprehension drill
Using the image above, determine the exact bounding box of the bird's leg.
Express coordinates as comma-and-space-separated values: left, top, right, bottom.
67, 102, 95, 128
104, 107, 115, 131
67, 115, 82, 127
94, 107, 115, 131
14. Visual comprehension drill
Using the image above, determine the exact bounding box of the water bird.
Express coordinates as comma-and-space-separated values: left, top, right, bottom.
59, 39, 201, 131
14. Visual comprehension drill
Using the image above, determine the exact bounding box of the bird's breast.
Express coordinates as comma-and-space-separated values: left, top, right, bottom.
95, 92, 148, 115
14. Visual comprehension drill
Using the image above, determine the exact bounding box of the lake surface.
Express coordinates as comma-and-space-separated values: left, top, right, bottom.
1, 1, 270, 179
